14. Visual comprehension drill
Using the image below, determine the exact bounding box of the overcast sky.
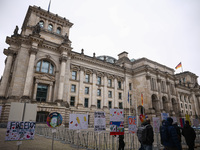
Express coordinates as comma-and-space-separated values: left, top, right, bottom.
0, 0, 200, 83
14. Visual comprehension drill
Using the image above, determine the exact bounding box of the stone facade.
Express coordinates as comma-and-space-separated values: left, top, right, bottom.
0, 5, 200, 126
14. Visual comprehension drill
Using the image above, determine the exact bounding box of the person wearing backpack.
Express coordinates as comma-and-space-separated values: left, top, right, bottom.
137, 118, 154, 150
182, 120, 196, 150
160, 117, 182, 150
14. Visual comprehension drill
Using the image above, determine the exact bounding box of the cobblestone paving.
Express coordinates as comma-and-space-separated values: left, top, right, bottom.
0, 128, 86, 150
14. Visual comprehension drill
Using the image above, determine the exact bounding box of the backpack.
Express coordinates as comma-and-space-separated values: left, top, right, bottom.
137, 125, 148, 143
160, 125, 170, 143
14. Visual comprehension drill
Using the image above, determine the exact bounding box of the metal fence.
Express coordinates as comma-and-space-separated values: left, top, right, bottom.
35, 126, 200, 150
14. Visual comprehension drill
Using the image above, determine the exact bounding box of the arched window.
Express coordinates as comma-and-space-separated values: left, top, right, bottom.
39, 20, 44, 28
48, 24, 53, 31
56, 27, 61, 34
36, 60, 54, 74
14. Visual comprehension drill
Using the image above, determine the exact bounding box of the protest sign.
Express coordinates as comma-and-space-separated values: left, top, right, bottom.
69, 114, 88, 130
94, 111, 106, 131
110, 109, 124, 135
128, 116, 137, 134
5, 121, 36, 141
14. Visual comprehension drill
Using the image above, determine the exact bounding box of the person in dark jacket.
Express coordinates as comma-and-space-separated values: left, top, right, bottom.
182, 120, 196, 150
160, 117, 182, 150
173, 122, 182, 143
118, 135, 125, 150
139, 118, 154, 150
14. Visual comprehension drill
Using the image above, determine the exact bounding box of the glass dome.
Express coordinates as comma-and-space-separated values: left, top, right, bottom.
96, 55, 117, 64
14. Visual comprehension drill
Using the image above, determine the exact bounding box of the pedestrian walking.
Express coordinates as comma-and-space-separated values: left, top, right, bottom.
137, 118, 154, 150
182, 120, 196, 150
160, 117, 182, 150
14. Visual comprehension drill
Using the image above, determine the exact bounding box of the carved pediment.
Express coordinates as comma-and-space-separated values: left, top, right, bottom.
35, 74, 55, 82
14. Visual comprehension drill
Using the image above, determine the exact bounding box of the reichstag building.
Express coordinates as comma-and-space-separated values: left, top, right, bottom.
0, 6, 199, 126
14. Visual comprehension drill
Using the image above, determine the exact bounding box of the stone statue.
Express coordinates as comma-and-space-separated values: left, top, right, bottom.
63, 33, 69, 43
32, 22, 41, 35
14, 26, 19, 35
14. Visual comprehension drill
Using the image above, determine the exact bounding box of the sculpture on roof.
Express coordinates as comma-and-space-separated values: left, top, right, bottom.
32, 22, 41, 35
12, 25, 19, 37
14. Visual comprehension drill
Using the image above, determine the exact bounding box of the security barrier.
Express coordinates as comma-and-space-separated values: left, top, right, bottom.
35, 126, 200, 150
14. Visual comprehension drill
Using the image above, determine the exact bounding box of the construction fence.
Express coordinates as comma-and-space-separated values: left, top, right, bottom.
35, 126, 200, 150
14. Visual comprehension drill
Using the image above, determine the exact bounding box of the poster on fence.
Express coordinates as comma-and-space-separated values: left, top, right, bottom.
69, 114, 88, 130
94, 111, 106, 131
152, 117, 160, 133
161, 113, 169, 120
110, 109, 124, 135
128, 116, 137, 134
5, 121, 36, 141
171, 116, 177, 123
193, 119, 199, 127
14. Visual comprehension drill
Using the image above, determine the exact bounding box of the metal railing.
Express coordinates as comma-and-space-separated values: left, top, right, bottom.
35, 126, 200, 150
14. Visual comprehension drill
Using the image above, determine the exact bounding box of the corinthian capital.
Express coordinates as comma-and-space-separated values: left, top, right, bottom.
29, 48, 38, 55
60, 56, 68, 62
3, 48, 16, 56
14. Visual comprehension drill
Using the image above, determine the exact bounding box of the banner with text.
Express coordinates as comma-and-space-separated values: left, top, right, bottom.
128, 116, 137, 134
5, 121, 36, 141
94, 111, 106, 131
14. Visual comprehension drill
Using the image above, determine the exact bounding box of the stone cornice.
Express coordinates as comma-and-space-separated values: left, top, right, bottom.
22, 6, 73, 30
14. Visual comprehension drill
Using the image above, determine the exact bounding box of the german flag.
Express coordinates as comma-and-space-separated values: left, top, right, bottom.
175, 62, 182, 69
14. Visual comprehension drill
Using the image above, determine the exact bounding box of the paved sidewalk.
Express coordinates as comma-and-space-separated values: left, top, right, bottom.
0, 128, 86, 150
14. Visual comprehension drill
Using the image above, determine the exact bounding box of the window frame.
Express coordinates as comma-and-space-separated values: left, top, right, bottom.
84, 98, 89, 108
85, 87, 89, 94
70, 96, 75, 106
71, 84, 76, 93
97, 89, 101, 96
72, 71, 77, 80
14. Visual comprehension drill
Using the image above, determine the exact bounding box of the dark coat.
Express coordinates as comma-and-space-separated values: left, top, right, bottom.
160, 120, 182, 150
182, 124, 196, 146
141, 121, 154, 145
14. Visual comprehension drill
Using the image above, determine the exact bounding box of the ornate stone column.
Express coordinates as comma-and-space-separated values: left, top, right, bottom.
78, 67, 84, 108
33, 80, 38, 100
103, 74, 108, 109
0, 49, 15, 97
192, 92, 200, 116
91, 71, 97, 109
114, 77, 118, 108
47, 83, 53, 102
22, 48, 38, 98
57, 56, 67, 100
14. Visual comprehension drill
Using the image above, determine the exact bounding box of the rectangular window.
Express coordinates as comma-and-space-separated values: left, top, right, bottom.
36, 84, 48, 102
85, 87, 89, 94
109, 101, 112, 109
97, 77, 101, 85
118, 81, 121, 89
108, 91, 112, 98
108, 79, 112, 87
189, 105, 191, 109
97, 89, 101, 96
150, 78, 157, 91
85, 74, 90, 83
119, 92, 122, 99
130, 94, 132, 106
70, 96, 75, 106
84, 98, 89, 108
72, 71, 77, 80
129, 83, 132, 90
97, 100, 101, 109
119, 102, 123, 109
71, 84, 76, 92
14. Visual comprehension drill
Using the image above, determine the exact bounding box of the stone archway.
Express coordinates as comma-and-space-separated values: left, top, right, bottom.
162, 96, 169, 113
172, 98, 178, 114
152, 94, 160, 112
